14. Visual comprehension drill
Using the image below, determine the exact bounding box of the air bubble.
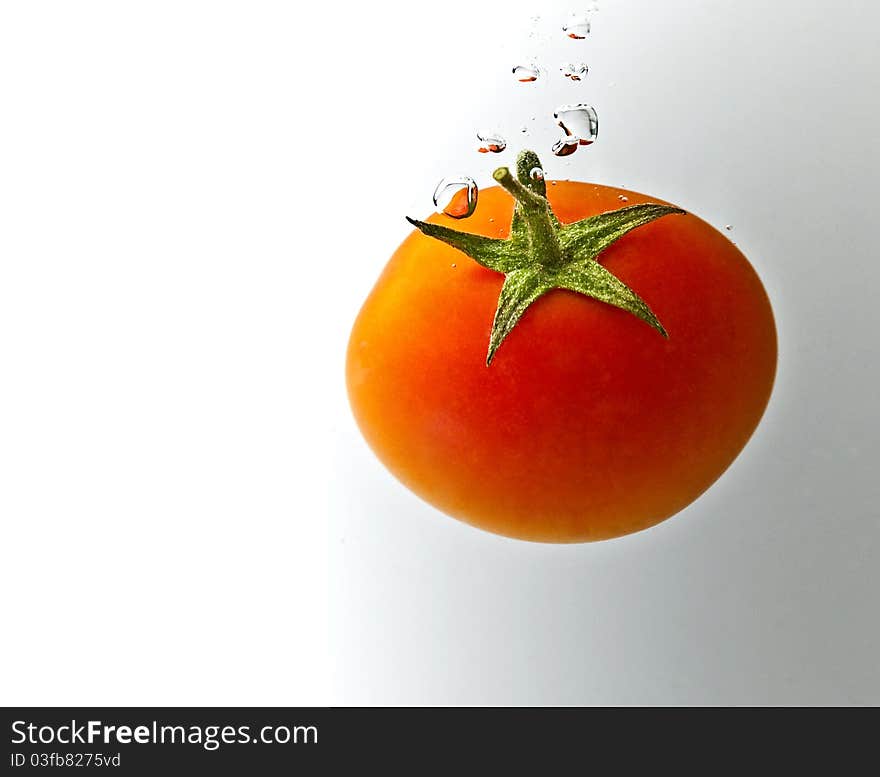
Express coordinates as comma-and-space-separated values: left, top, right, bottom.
562, 63, 589, 81
552, 137, 579, 157
554, 104, 599, 145
562, 13, 591, 39
529, 167, 545, 181
512, 64, 540, 83
433, 176, 478, 220
476, 131, 507, 154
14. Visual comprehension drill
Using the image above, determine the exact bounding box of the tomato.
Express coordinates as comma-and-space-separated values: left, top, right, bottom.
346, 154, 776, 543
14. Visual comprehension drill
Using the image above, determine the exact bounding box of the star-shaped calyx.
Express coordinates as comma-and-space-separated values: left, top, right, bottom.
407, 150, 686, 365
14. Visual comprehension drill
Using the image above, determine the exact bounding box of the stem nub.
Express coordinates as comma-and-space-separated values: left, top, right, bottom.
493, 167, 545, 210
493, 163, 565, 269
516, 150, 548, 198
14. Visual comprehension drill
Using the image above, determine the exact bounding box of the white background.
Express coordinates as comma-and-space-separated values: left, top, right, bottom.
2, 1, 878, 705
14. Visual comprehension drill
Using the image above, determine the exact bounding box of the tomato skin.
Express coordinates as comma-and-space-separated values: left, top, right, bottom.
346, 182, 777, 542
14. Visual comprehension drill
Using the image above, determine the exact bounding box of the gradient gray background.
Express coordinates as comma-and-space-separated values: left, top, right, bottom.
330, 0, 879, 704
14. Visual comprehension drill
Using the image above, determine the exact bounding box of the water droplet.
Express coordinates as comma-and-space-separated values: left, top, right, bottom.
554, 104, 599, 145
552, 136, 579, 157
512, 64, 540, 83
618, 194, 628, 202
562, 13, 591, 39
529, 167, 545, 181
451, 263, 457, 268
476, 131, 507, 154
433, 176, 478, 219
725, 224, 733, 230
562, 63, 589, 81
550, 180, 558, 186
521, 126, 529, 134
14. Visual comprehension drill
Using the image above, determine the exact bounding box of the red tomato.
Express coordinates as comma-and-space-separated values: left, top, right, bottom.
347, 168, 776, 543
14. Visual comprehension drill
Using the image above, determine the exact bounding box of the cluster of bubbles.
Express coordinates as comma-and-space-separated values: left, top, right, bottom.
512, 62, 590, 85
434, 10, 598, 219
513, 12, 598, 159
562, 63, 589, 81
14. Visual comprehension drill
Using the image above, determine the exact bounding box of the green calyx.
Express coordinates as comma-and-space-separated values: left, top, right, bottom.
406, 150, 686, 365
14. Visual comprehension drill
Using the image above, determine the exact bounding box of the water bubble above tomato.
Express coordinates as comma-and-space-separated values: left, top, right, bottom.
476, 131, 507, 154
512, 64, 540, 83
562, 13, 591, 39
552, 137, 579, 157
554, 104, 599, 145
433, 176, 478, 220
562, 63, 589, 81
